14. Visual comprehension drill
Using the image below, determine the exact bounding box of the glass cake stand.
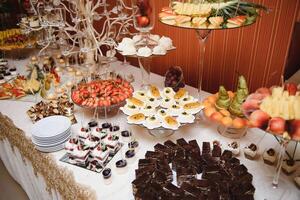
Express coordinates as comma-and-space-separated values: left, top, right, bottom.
159, 19, 257, 104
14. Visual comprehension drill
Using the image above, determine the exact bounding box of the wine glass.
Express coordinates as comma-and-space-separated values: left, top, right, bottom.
131, 0, 155, 45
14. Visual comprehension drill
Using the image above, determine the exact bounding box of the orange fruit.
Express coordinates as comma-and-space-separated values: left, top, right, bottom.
204, 107, 216, 118
232, 117, 246, 129
221, 117, 233, 127
219, 109, 230, 117
210, 112, 223, 123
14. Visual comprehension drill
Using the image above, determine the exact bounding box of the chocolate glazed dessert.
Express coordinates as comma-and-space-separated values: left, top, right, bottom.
132, 138, 255, 200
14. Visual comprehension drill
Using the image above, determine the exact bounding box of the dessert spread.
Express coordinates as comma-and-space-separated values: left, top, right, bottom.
132, 138, 255, 199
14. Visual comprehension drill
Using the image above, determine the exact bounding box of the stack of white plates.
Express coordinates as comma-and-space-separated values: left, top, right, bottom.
31, 116, 72, 153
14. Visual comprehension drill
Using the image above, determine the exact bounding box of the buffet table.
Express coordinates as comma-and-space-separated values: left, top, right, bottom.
0, 58, 299, 200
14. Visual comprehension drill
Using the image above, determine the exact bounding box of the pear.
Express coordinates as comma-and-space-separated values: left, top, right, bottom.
215, 86, 230, 110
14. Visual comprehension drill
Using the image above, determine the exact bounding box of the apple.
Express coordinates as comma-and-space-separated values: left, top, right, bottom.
289, 120, 300, 140
210, 112, 223, 123
221, 117, 233, 127
249, 110, 270, 129
256, 87, 271, 96
285, 82, 298, 96
242, 99, 260, 113
137, 16, 150, 27
232, 117, 247, 129
268, 117, 286, 135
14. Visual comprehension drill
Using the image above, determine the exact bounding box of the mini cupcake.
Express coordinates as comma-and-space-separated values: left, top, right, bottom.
263, 148, 276, 165
167, 104, 183, 116
162, 87, 175, 99
244, 143, 258, 160
177, 111, 195, 123
146, 97, 161, 108
133, 90, 147, 101
143, 115, 161, 129
282, 159, 297, 175
141, 105, 156, 117
120, 104, 140, 115
161, 98, 175, 108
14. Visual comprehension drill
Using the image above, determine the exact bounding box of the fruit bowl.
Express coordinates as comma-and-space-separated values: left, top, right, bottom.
242, 83, 300, 141
71, 74, 134, 117
203, 76, 250, 138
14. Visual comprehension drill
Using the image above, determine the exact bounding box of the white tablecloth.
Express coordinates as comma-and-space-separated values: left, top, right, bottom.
0, 58, 299, 200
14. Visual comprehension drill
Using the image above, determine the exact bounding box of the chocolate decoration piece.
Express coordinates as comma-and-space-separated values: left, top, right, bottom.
125, 149, 135, 158
88, 120, 98, 128
102, 168, 111, 179
110, 125, 120, 132
102, 122, 112, 129
121, 130, 131, 137
116, 159, 127, 168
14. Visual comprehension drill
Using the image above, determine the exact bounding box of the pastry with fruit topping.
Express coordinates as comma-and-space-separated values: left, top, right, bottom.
244, 143, 258, 160
282, 159, 297, 175
65, 138, 79, 154
70, 144, 90, 164
78, 126, 91, 139
263, 148, 276, 165
84, 135, 99, 149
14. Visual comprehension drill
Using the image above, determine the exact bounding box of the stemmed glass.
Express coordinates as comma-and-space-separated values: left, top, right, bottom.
106, 25, 117, 62
131, 0, 155, 45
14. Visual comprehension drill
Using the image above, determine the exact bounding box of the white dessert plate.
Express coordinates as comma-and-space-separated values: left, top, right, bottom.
31, 116, 71, 138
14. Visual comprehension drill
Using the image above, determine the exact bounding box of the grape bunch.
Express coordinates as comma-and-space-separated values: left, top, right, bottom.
164, 66, 185, 92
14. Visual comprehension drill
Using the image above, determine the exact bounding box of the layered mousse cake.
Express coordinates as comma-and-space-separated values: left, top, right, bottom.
132, 138, 255, 199
263, 148, 276, 165
91, 144, 109, 164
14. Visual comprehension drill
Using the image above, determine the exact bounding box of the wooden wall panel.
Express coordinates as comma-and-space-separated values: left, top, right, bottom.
110, 0, 300, 93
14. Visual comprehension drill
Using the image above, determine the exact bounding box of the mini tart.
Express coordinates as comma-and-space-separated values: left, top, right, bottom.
162, 87, 175, 99
177, 111, 195, 123
282, 160, 297, 175
120, 104, 140, 115
126, 97, 144, 108
174, 88, 188, 100
127, 113, 145, 125
162, 116, 180, 130
183, 102, 203, 114
156, 109, 169, 120
263, 148, 276, 165
141, 105, 156, 117
227, 141, 240, 156
143, 115, 161, 129
133, 90, 147, 101
244, 143, 258, 160
167, 104, 183, 116
148, 85, 161, 98
161, 98, 175, 108
146, 97, 161, 108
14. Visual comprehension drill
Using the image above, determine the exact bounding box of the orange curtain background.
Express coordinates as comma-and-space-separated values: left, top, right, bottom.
107, 0, 300, 93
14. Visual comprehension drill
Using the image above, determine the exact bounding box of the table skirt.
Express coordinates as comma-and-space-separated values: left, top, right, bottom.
0, 113, 96, 200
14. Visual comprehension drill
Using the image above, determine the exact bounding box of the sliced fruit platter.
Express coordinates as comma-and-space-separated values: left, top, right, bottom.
71, 74, 134, 109
203, 75, 249, 131
242, 83, 300, 141
120, 85, 203, 131
159, 0, 268, 30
